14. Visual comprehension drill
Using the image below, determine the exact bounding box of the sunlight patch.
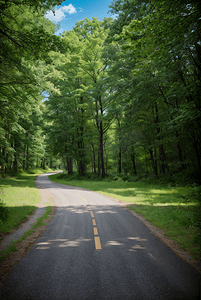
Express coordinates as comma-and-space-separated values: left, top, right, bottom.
36, 247, 50, 250
59, 241, 79, 247
105, 241, 124, 246
49, 239, 68, 242
131, 245, 146, 250
36, 242, 50, 245
127, 237, 147, 242
95, 210, 117, 214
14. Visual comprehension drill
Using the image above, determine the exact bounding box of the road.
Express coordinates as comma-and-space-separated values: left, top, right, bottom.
1, 173, 200, 299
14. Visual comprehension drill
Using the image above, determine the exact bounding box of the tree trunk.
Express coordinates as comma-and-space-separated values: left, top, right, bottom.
130, 146, 137, 176
77, 128, 85, 175
1, 148, 5, 175
23, 144, 26, 170
117, 117, 121, 174
118, 147, 122, 174
26, 145, 29, 170
42, 157, 46, 169
67, 157, 73, 175
13, 138, 18, 174
159, 144, 166, 175
149, 148, 158, 177
4, 152, 8, 174
92, 143, 96, 173
98, 150, 100, 176
145, 149, 149, 175
99, 122, 105, 178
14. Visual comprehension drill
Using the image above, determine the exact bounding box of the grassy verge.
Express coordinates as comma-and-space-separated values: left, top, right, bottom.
0, 168, 55, 235
49, 173, 201, 261
0, 205, 52, 261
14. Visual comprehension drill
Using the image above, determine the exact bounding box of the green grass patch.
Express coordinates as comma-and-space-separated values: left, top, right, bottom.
49, 173, 201, 261
31, 206, 52, 229
0, 168, 54, 235
0, 241, 18, 261
0, 205, 53, 261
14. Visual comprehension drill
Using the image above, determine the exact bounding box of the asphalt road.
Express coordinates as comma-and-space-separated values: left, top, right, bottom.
1, 174, 200, 299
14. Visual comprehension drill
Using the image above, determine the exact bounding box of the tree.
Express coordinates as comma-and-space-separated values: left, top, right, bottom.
44, 18, 116, 177
0, 0, 63, 174
107, 0, 201, 179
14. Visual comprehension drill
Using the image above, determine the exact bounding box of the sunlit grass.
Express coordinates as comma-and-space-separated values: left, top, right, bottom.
0, 168, 54, 234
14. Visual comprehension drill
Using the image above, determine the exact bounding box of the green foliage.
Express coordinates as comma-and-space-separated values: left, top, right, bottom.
44, 17, 117, 178
0, 0, 64, 176
0, 241, 18, 261
57, 171, 106, 182
55, 171, 141, 183
1, 0, 201, 184
0, 189, 9, 223
0, 0, 201, 233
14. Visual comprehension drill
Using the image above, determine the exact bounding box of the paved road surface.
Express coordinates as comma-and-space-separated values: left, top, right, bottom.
1, 174, 200, 299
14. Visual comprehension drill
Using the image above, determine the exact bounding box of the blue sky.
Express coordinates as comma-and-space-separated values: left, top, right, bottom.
45, 0, 114, 35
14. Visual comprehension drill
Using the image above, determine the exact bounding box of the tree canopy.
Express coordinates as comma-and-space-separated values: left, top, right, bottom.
0, 0, 200, 184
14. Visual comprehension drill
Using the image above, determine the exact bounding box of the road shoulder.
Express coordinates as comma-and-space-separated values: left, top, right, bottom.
127, 204, 201, 274
0, 183, 57, 282
101, 193, 201, 274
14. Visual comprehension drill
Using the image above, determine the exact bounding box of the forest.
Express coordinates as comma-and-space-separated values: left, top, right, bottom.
1, 0, 201, 185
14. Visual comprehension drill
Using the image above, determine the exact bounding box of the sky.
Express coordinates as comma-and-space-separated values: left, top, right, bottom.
45, 0, 114, 35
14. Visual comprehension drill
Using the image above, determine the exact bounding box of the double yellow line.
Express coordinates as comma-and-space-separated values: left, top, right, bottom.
90, 211, 102, 250
76, 193, 102, 250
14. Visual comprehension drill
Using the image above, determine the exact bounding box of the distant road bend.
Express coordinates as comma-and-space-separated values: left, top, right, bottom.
1, 173, 200, 299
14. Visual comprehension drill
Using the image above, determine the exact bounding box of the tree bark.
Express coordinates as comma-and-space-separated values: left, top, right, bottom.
99, 121, 105, 178
92, 143, 96, 173
130, 146, 137, 176
149, 148, 158, 177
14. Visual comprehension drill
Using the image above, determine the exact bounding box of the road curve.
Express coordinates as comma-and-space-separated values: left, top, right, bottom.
1, 174, 200, 299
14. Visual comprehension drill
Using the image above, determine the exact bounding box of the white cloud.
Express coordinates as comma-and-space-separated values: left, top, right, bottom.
62, 4, 76, 14
45, 4, 77, 22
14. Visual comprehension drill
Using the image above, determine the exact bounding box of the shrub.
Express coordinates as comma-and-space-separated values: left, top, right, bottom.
0, 189, 9, 223
0, 199, 9, 223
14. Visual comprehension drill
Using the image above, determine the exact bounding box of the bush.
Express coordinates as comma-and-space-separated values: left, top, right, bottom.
0, 189, 9, 223
0, 199, 9, 223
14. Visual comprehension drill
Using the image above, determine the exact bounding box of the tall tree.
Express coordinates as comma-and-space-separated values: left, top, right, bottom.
107, 0, 201, 178
0, 0, 63, 174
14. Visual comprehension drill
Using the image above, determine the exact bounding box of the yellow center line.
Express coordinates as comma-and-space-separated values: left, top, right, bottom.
76, 193, 88, 204
93, 227, 98, 235
70, 193, 102, 250
94, 236, 102, 250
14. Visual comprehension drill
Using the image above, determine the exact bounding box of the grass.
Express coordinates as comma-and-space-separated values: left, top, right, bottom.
31, 205, 52, 229
0, 205, 53, 261
49, 173, 201, 261
0, 168, 55, 234
0, 241, 18, 261
0, 168, 56, 260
